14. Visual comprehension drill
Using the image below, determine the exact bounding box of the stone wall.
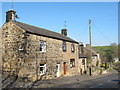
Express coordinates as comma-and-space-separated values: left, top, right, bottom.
2, 22, 26, 74
78, 58, 87, 74
1, 21, 80, 81
62, 42, 79, 76
0, 25, 2, 78
21, 34, 64, 80
92, 55, 101, 67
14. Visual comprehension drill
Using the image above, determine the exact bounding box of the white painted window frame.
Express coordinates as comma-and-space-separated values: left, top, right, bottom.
40, 41, 46, 52
71, 43, 75, 52
40, 64, 46, 75
70, 59, 75, 68
62, 41, 67, 51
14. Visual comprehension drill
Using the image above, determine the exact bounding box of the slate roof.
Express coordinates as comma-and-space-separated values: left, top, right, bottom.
79, 54, 87, 58
12, 21, 78, 43
84, 48, 98, 56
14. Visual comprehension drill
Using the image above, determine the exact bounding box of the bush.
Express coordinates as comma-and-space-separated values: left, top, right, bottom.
100, 63, 105, 67
100, 63, 108, 69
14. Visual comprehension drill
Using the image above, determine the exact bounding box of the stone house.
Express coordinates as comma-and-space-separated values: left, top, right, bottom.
1, 10, 82, 81
84, 44, 101, 67
78, 42, 87, 75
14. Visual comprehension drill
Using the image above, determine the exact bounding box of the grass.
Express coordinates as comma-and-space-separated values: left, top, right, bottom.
92, 46, 111, 51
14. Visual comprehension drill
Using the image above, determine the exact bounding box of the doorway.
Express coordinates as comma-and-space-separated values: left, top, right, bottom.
63, 62, 66, 75
56, 64, 60, 77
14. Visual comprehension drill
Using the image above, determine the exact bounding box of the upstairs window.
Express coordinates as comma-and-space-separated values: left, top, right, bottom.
70, 59, 75, 68
71, 43, 75, 52
40, 64, 46, 75
40, 41, 46, 52
82, 59, 85, 65
62, 41, 67, 51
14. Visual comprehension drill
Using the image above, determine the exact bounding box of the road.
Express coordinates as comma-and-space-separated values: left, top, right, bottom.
2, 71, 120, 89
52, 73, 119, 88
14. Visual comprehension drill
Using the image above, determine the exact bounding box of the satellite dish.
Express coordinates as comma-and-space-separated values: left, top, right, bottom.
15, 14, 20, 19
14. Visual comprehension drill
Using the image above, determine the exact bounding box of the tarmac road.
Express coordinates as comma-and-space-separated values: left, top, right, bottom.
52, 73, 119, 88
2, 70, 120, 89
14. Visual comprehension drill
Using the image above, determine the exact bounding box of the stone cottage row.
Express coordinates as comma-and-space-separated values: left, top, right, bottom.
1, 10, 101, 81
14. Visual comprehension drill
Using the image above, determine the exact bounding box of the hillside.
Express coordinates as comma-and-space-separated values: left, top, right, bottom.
92, 46, 111, 52
92, 45, 118, 62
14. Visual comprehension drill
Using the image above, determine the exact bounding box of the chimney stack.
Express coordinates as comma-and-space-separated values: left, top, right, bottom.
79, 42, 84, 54
86, 44, 90, 49
6, 9, 16, 22
61, 28, 67, 36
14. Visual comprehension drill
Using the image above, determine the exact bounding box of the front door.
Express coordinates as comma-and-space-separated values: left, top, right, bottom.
63, 62, 66, 75
56, 64, 60, 77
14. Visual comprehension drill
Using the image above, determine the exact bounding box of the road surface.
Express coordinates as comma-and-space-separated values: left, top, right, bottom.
52, 73, 119, 88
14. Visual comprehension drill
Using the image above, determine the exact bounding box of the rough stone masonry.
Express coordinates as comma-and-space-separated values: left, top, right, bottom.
1, 10, 81, 81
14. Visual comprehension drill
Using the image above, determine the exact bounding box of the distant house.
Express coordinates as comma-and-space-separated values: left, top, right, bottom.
114, 58, 119, 63
78, 42, 87, 74
84, 44, 101, 67
1, 10, 83, 81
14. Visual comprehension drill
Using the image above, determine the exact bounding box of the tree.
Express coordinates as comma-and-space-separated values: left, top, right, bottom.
109, 43, 118, 61
104, 49, 113, 62
103, 43, 118, 62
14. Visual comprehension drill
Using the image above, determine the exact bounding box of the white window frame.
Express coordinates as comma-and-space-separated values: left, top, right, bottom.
40, 64, 46, 75
40, 41, 46, 52
62, 41, 67, 51
71, 43, 75, 52
70, 59, 75, 68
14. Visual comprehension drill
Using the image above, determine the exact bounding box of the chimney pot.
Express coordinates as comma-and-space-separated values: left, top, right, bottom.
61, 28, 67, 36
86, 44, 90, 49
79, 42, 84, 54
6, 9, 16, 22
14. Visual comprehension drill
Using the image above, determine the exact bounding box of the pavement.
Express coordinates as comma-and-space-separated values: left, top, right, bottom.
1, 70, 119, 89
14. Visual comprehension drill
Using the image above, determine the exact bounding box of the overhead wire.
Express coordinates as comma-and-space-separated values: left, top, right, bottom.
92, 22, 113, 45
92, 22, 118, 56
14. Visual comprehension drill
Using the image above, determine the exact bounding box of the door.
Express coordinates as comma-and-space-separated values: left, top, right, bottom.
63, 62, 66, 75
56, 64, 60, 77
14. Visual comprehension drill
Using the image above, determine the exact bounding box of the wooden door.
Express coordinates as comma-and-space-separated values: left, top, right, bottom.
63, 62, 66, 75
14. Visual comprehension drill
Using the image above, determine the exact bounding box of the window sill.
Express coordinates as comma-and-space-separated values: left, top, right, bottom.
40, 73, 45, 76
39, 51, 46, 53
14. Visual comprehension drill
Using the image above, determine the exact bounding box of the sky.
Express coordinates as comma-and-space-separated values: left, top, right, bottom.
1, 2, 118, 46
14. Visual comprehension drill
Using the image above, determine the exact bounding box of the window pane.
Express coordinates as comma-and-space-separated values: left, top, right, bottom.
40, 64, 45, 66
70, 59, 75, 67
40, 41, 46, 52
40, 41, 44, 44
40, 67, 43, 71
71, 43, 75, 52
40, 48, 42, 51
62, 41, 66, 51
40, 64, 46, 75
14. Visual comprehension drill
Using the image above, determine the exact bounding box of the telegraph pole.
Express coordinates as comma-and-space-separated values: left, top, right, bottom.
12, 0, 14, 9
89, 20, 92, 76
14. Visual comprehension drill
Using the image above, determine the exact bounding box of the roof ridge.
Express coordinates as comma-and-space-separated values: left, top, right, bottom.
12, 21, 78, 43
15, 21, 65, 36
84, 48, 97, 55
